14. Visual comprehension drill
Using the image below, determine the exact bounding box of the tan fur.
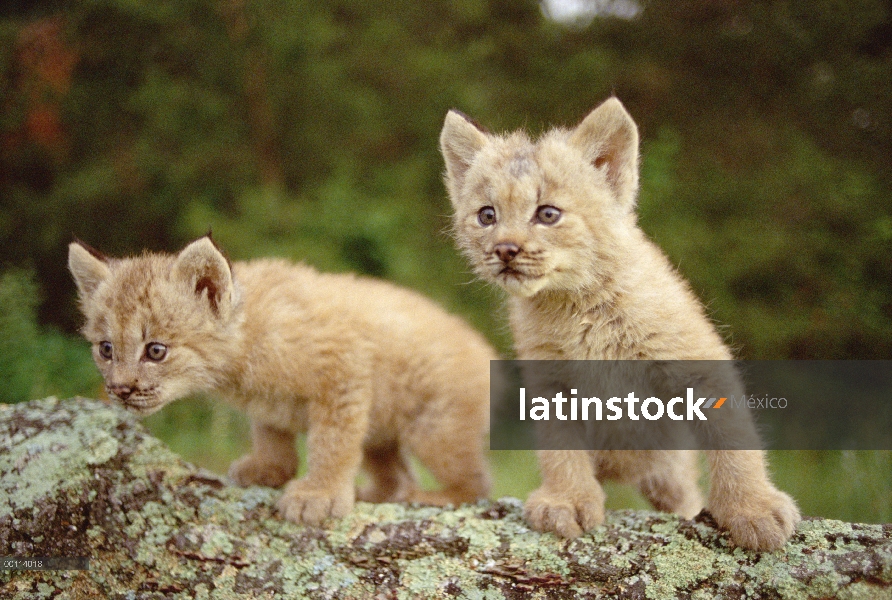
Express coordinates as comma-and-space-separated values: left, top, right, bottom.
68, 237, 493, 526
440, 98, 800, 551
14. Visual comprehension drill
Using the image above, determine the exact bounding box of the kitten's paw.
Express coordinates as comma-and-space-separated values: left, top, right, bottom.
710, 488, 800, 551
524, 486, 605, 539
277, 481, 354, 527
228, 454, 295, 488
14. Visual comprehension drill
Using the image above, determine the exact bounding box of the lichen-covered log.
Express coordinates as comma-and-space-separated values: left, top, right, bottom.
1, 398, 890, 600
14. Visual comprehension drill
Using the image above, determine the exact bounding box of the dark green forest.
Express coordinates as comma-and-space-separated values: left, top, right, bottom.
1, 0, 890, 522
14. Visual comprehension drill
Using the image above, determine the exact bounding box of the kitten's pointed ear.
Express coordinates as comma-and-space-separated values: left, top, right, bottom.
172, 236, 233, 316
569, 97, 640, 209
68, 240, 111, 298
440, 110, 489, 204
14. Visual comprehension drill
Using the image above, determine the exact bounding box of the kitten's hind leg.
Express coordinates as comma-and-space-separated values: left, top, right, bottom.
636, 450, 704, 518
229, 420, 298, 488
404, 421, 491, 506
358, 442, 419, 503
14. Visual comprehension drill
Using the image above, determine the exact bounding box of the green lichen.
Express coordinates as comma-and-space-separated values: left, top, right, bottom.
647, 537, 716, 598
0, 397, 108, 514
398, 555, 469, 598
838, 582, 892, 600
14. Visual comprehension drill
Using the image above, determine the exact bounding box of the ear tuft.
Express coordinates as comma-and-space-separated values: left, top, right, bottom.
68, 240, 111, 298
440, 109, 490, 204
172, 237, 233, 316
569, 97, 640, 209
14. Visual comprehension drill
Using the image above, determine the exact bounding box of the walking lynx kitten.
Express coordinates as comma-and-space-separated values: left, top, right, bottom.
68, 236, 493, 526
440, 98, 800, 550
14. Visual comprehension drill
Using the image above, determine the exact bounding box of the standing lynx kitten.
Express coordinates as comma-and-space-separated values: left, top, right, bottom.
440, 98, 799, 551
69, 236, 493, 525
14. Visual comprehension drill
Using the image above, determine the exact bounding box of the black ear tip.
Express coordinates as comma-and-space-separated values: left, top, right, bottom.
448, 109, 489, 134
195, 231, 232, 269
70, 236, 108, 262
195, 230, 222, 252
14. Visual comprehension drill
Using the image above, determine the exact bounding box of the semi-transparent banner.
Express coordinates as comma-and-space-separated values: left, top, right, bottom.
489, 360, 892, 450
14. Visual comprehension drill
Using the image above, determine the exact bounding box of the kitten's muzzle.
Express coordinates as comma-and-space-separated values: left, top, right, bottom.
107, 383, 164, 414
108, 384, 135, 401
493, 242, 521, 263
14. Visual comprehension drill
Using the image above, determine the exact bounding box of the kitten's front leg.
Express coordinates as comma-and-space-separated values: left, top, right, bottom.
707, 450, 800, 551
525, 450, 606, 538
276, 388, 368, 526
229, 420, 298, 488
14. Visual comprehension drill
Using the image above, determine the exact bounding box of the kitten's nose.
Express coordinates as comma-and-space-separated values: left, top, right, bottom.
109, 384, 134, 401
494, 242, 520, 263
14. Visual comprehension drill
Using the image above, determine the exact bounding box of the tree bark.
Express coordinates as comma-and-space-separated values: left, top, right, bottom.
1, 397, 890, 599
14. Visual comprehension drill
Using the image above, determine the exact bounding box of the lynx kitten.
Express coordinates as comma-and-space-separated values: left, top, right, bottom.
69, 236, 493, 525
440, 98, 799, 550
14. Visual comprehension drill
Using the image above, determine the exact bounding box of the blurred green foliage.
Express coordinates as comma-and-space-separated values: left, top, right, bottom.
0, 1, 889, 522
1, 0, 890, 357
0, 270, 100, 403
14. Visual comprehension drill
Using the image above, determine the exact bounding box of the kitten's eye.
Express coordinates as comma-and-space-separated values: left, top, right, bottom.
535, 205, 562, 225
477, 206, 496, 227
98, 341, 113, 360
145, 343, 168, 362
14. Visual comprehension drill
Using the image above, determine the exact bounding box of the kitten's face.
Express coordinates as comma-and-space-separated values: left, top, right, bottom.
450, 134, 628, 297
440, 99, 641, 298
69, 238, 235, 415
81, 261, 211, 414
